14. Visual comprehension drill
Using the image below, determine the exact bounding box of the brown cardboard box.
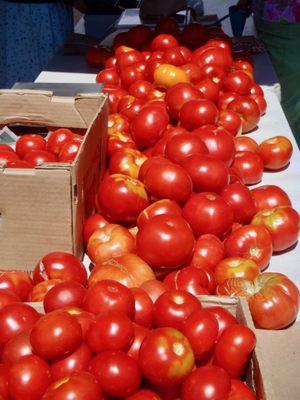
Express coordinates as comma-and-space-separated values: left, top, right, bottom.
0, 88, 108, 270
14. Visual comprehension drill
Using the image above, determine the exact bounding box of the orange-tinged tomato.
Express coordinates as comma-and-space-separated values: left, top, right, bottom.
214, 257, 260, 285
28, 279, 63, 302
0, 271, 33, 302
108, 114, 130, 136
154, 64, 189, 89
109, 148, 147, 179
258, 136, 293, 170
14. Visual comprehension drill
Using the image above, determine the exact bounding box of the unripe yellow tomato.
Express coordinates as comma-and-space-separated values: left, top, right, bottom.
154, 64, 190, 89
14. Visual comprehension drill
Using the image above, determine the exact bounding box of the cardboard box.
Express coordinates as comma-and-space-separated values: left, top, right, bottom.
0, 88, 108, 270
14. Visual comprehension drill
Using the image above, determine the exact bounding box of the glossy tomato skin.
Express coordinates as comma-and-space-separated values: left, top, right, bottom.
28, 279, 62, 302
129, 80, 153, 99
223, 71, 252, 95
126, 389, 161, 400
228, 379, 257, 400
214, 257, 260, 285
251, 206, 299, 252
137, 199, 182, 229
139, 327, 195, 387
181, 63, 202, 84
193, 46, 233, 73
206, 307, 238, 338
61, 307, 94, 340
200, 64, 226, 88
103, 85, 127, 113
33, 252, 87, 285
109, 148, 147, 179
131, 288, 154, 327
58, 139, 81, 162
218, 110, 242, 136
228, 97, 260, 133
154, 64, 190, 89
224, 224, 273, 271
165, 83, 201, 119
89, 350, 141, 398
43, 281, 86, 313
0, 270, 33, 302
140, 280, 168, 303
83, 280, 135, 317
136, 215, 195, 269
251, 94, 267, 115
96, 68, 120, 86
179, 99, 218, 130
151, 34, 178, 51
258, 136, 293, 170
191, 234, 225, 270
1, 329, 32, 365
83, 213, 109, 245
181, 365, 231, 400
166, 133, 208, 164
108, 132, 137, 158
108, 113, 130, 135
221, 182, 256, 224
117, 50, 144, 70
8, 355, 51, 400
251, 185, 292, 211
85, 45, 112, 67
164, 46, 191, 66
120, 65, 145, 89
30, 310, 83, 359
16, 134, 47, 158
214, 324, 256, 378
153, 290, 201, 330
24, 150, 57, 166
234, 136, 258, 153
183, 192, 234, 238
0, 364, 9, 399
231, 151, 264, 185
128, 324, 150, 361
47, 128, 74, 155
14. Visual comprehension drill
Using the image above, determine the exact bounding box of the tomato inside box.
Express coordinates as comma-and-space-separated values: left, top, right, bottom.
0, 89, 108, 270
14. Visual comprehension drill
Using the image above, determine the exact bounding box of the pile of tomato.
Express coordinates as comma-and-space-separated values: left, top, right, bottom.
0, 128, 83, 167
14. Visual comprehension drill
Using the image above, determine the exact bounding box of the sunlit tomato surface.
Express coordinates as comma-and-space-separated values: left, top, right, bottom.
228, 379, 257, 400
258, 136, 293, 170
58, 139, 81, 162
165, 83, 201, 119
83, 280, 135, 317
62, 307, 94, 340
1, 329, 32, 365
108, 131, 137, 157
103, 85, 127, 113
251, 185, 292, 211
33, 251, 87, 285
8, 355, 51, 400
164, 46, 192, 66
140, 280, 168, 303
234, 136, 258, 153
42, 371, 103, 400
251, 206, 299, 252
214, 257, 260, 285
181, 63, 202, 84
153, 290, 201, 329
96, 68, 120, 86
43, 281, 86, 313
181, 365, 231, 400
182, 154, 229, 193
182, 309, 219, 361
181, 23, 209, 49
221, 182, 256, 224
191, 234, 225, 270
193, 46, 233, 73
121, 65, 145, 89
231, 151, 264, 185
216, 272, 299, 329
85, 45, 112, 67
223, 71, 252, 95
137, 199, 182, 229
218, 91, 239, 111
199, 64, 226, 88
89, 254, 155, 288
131, 288, 154, 327
28, 279, 63, 302
105, 55, 117, 68
83, 213, 110, 245
139, 327, 194, 387
47, 128, 74, 155
0, 270, 33, 301
151, 34, 178, 51
16, 134, 47, 158
183, 192, 234, 238
233, 59, 254, 74
128, 324, 150, 361
195, 78, 220, 103
228, 97, 260, 133
154, 64, 190, 89
136, 215, 195, 269
250, 94, 267, 115
109, 148, 147, 179
127, 389, 161, 400
24, 150, 57, 166
218, 110, 242, 136
143, 162, 192, 204
117, 50, 144, 70
108, 113, 130, 135
119, 97, 146, 120
214, 324, 256, 378
128, 80, 153, 99
206, 306, 238, 338
89, 351, 141, 397
179, 99, 218, 131
165, 133, 208, 164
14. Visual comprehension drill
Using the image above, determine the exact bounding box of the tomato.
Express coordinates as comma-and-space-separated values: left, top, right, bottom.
214, 324, 256, 378
193, 46, 233, 73
181, 23, 209, 50
231, 151, 264, 185
181, 365, 231, 400
47, 128, 74, 155
0, 290, 20, 310
0, 364, 9, 399
233, 59, 254, 73
207, 38, 233, 53
234, 136, 258, 153
15, 134, 46, 158
223, 71, 252, 95
214, 257, 260, 285
89, 350, 141, 397
43, 281, 86, 313
23, 149, 57, 166
206, 307, 238, 338
127, 25, 153, 50
228, 380, 257, 400
83, 213, 109, 245
154, 64, 190, 89
83, 280, 135, 317
143, 162, 192, 204
58, 139, 81, 162
129, 288, 153, 328
139, 327, 194, 387
145, 58, 165, 82
218, 92, 239, 111
0, 144, 13, 153
137, 199, 182, 229
183, 193, 234, 238
108, 131, 137, 157
155, 17, 180, 36
117, 50, 144, 70
85, 45, 112, 67
50, 343, 92, 381
181, 63, 202, 84
165, 83, 201, 119
8, 355, 51, 400
0, 270, 33, 302
127, 389, 161, 400
251, 206, 299, 252
120, 65, 144, 89
128, 324, 149, 361
179, 99, 218, 131
152, 127, 187, 157
62, 307, 94, 340
6, 159, 32, 168
89, 254, 155, 288
258, 136, 293, 170
140, 280, 168, 303
195, 79, 220, 103
221, 182, 256, 224
28, 279, 62, 302
153, 290, 201, 329
250, 94, 267, 115
1, 329, 32, 365
251, 185, 292, 211
182, 154, 229, 193
151, 34, 178, 51
228, 97, 260, 133
33, 251, 87, 285
166, 133, 208, 164
96, 68, 120, 86
164, 46, 191, 66
128, 80, 153, 99
121, 99, 148, 120
199, 64, 226, 88
108, 111, 130, 134
42, 371, 102, 400
136, 215, 194, 269
103, 85, 127, 114
182, 310, 219, 361
109, 148, 147, 179
191, 234, 225, 270
218, 110, 242, 136
105, 56, 117, 68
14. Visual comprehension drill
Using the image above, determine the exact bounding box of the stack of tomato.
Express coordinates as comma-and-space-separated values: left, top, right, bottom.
0, 128, 83, 167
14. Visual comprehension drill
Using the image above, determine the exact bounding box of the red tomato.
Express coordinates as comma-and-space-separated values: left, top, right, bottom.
140, 280, 168, 303
214, 257, 260, 285
145, 58, 165, 82
183, 193, 234, 238
250, 94, 267, 115
28, 279, 62, 302
23, 150, 57, 166
207, 38, 233, 53
182, 154, 229, 193
165, 133, 208, 164
143, 162, 192, 204
153, 290, 201, 329
127, 389, 161, 400
89, 351, 141, 397
234, 136, 258, 153
231, 151, 264, 185
83, 213, 109, 245
103, 86, 127, 113
251, 206, 299, 252
88, 254, 155, 288
33, 251, 87, 285
0, 364, 9, 399
0, 144, 13, 152
30, 310, 82, 359
181, 365, 231, 400
233, 59, 254, 74
50, 343, 92, 381
117, 50, 144, 70
131, 288, 154, 327
0, 289, 20, 310
109, 148, 147, 179
151, 34, 178, 51
105, 56, 117, 68
86, 311, 133, 353
108, 113, 130, 135
214, 324, 256, 378
1, 329, 32, 365
16, 134, 46, 158
137, 199, 182, 229
191, 234, 225, 270
223, 71, 252, 95
83, 280, 135, 317
199, 64, 226, 88
179, 99, 218, 131
8, 355, 51, 400
251, 185, 292, 211
154, 64, 190, 89
221, 182, 256, 224
108, 132, 137, 157
218, 110, 242, 136
193, 46, 233, 73
120, 65, 145, 89
96, 68, 120, 86
58, 139, 81, 162
43, 281, 86, 313
139, 327, 194, 387
121, 99, 147, 120
97, 174, 149, 223
195, 79, 220, 103
228, 379, 257, 400
164, 47, 189, 66
258, 136, 293, 170
62, 307, 94, 340
228, 97, 260, 133
165, 83, 201, 119
85, 45, 112, 67
181, 23, 209, 50
181, 63, 202, 84
182, 310, 219, 361
6, 159, 32, 168
129, 80, 153, 99
218, 91, 239, 111
136, 215, 195, 269
249, 83, 263, 96
206, 307, 238, 338
155, 17, 180, 36
0, 270, 33, 302
128, 324, 149, 361
127, 25, 153, 50
47, 128, 74, 155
